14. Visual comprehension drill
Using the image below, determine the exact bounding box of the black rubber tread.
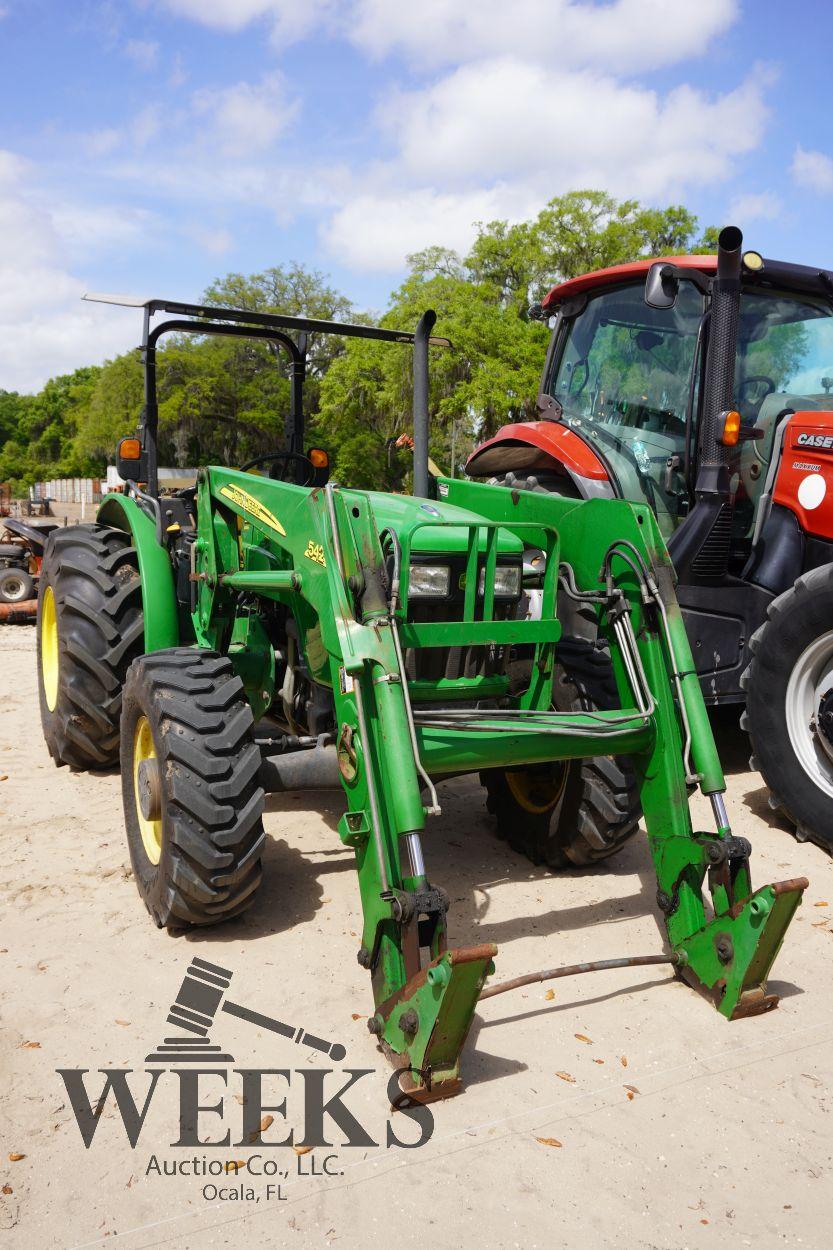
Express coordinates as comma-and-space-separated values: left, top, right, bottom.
482, 639, 640, 868
489, 470, 582, 499
0, 567, 35, 602
741, 564, 833, 852
121, 648, 266, 927
37, 524, 143, 769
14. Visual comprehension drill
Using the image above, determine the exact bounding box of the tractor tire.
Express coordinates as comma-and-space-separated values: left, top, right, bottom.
37, 524, 143, 770
482, 639, 640, 868
0, 566, 35, 603
120, 648, 266, 928
489, 469, 582, 499
742, 565, 833, 852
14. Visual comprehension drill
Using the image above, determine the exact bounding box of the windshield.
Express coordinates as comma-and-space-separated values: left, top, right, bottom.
548, 281, 703, 536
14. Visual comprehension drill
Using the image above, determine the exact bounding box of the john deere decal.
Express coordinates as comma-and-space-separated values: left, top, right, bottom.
219, 485, 286, 536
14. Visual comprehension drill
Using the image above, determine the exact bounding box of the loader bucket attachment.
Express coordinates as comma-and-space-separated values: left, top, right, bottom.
677, 877, 808, 1019
375, 945, 498, 1102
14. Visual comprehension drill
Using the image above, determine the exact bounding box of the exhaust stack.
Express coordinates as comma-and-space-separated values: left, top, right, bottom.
699, 225, 743, 481
667, 226, 743, 583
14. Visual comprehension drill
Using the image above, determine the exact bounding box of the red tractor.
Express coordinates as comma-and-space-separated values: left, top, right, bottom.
467, 226, 833, 851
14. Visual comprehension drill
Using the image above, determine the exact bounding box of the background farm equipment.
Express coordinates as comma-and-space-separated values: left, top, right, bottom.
34, 295, 807, 1101
0, 516, 57, 613
468, 226, 833, 851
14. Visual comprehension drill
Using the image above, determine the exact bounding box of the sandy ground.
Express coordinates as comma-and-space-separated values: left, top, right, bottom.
1, 623, 832, 1250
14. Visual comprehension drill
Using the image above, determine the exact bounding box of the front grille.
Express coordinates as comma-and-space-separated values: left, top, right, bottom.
402, 552, 521, 689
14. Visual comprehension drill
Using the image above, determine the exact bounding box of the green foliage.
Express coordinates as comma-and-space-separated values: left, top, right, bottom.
315, 191, 714, 482
1, 195, 715, 492
0, 368, 102, 495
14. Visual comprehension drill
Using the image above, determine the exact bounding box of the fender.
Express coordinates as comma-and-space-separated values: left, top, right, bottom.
465, 421, 613, 498
97, 493, 181, 651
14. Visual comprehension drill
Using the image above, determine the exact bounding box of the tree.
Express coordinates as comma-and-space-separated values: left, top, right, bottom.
0, 368, 102, 494
315, 191, 716, 485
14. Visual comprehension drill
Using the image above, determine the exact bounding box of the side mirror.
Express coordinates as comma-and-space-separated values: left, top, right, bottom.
644, 262, 679, 311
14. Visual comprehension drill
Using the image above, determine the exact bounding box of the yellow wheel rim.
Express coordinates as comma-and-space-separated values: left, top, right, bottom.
133, 715, 163, 865
41, 585, 60, 712
506, 766, 567, 815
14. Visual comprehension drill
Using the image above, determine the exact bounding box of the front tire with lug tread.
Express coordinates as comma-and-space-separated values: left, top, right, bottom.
121, 648, 266, 928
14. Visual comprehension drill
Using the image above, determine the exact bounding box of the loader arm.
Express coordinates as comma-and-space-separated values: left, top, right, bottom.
191, 465, 806, 1099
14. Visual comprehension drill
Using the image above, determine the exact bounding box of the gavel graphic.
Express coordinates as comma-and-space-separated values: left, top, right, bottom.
145, 957, 347, 1065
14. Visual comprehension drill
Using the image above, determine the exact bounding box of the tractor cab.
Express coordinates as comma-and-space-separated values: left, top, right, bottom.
468, 248, 833, 567
468, 228, 833, 847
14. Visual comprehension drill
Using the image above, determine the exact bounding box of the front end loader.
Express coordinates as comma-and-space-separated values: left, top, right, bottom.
35, 296, 807, 1100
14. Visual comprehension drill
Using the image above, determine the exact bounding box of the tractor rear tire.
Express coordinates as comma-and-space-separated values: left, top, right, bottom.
37, 524, 143, 770
482, 640, 640, 868
743, 565, 833, 852
121, 648, 266, 928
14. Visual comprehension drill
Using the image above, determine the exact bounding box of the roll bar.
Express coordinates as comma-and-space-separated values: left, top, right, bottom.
83, 295, 451, 497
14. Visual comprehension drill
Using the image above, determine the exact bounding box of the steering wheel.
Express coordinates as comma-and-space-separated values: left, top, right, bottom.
738, 374, 775, 404
238, 451, 315, 485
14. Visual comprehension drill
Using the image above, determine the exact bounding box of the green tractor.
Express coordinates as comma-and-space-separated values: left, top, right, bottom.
36, 294, 807, 1100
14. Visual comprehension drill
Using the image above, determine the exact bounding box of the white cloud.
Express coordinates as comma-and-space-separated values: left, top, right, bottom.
158, 0, 334, 41
0, 150, 143, 392
792, 146, 833, 194
83, 128, 122, 159
157, 0, 737, 74
383, 60, 767, 198
349, 0, 738, 72
727, 190, 781, 223
191, 73, 298, 156
323, 184, 539, 271
322, 63, 769, 272
132, 104, 163, 149
124, 38, 159, 71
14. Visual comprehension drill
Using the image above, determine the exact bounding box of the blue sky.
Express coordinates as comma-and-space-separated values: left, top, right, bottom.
1, 0, 832, 391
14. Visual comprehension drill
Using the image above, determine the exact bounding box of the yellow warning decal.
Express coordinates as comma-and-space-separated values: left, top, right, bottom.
219, 484, 286, 536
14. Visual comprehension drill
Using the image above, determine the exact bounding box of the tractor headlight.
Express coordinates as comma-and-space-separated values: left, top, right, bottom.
479, 565, 522, 598
408, 564, 451, 598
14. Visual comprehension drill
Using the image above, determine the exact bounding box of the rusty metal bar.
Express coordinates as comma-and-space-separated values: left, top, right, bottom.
479, 953, 680, 1000
0, 599, 37, 622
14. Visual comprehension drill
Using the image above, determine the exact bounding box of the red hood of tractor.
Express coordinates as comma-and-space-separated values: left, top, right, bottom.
541, 254, 717, 313
465, 420, 609, 481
